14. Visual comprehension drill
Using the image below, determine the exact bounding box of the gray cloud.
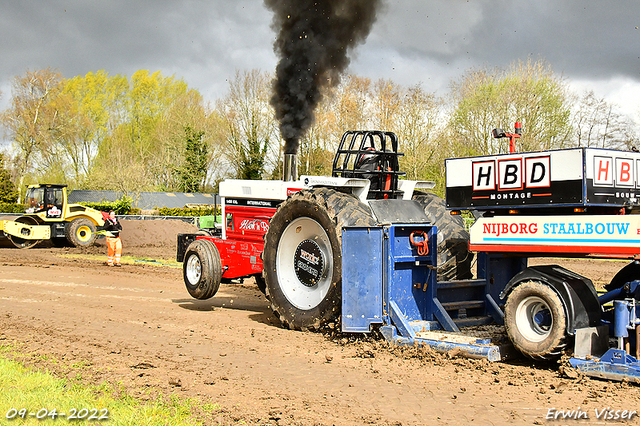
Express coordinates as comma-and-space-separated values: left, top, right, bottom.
372, 1, 640, 81
0, 0, 276, 101
0, 0, 639, 117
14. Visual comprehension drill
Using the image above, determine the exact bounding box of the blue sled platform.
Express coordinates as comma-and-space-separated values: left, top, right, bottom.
570, 349, 640, 384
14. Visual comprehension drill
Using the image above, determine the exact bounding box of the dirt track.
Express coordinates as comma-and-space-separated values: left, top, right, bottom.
0, 219, 639, 425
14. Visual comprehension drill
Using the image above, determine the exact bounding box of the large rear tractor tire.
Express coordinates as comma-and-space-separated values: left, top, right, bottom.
254, 274, 267, 295
183, 239, 223, 300
412, 191, 473, 280
263, 188, 376, 330
7, 216, 41, 249
504, 281, 569, 360
65, 218, 97, 247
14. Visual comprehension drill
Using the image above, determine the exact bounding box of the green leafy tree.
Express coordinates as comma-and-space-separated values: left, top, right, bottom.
149, 89, 219, 191
88, 70, 200, 193
0, 153, 19, 203
448, 58, 571, 157
176, 126, 208, 192
60, 71, 129, 184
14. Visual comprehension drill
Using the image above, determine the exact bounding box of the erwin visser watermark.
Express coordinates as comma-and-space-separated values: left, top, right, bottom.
546, 407, 637, 421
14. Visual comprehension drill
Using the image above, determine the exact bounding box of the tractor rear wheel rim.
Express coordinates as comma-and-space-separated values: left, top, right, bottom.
515, 296, 553, 342
185, 254, 202, 285
276, 217, 333, 310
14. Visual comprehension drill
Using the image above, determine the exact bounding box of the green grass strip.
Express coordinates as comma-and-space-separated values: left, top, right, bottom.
0, 350, 208, 425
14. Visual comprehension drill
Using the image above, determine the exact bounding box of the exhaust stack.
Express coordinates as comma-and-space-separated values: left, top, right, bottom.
283, 153, 297, 182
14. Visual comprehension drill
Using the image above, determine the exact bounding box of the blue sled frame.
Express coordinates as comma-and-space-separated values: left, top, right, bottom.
341, 224, 515, 362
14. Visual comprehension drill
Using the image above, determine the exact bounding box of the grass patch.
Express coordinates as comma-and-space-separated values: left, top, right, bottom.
58, 254, 181, 268
0, 346, 216, 425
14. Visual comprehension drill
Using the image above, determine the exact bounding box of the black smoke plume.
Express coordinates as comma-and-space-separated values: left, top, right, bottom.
265, 0, 382, 154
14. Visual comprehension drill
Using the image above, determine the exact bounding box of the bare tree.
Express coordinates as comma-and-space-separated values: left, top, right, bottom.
371, 79, 402, 131
297, 89, 338, 177
331, 75, 372, 132
1, 68, 64, 197
395, 86, 442, 181
217, 70, 279, 180
570, 90, 638, 149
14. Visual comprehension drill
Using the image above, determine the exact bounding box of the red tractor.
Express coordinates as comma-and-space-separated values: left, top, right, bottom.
177, 130, 471, 329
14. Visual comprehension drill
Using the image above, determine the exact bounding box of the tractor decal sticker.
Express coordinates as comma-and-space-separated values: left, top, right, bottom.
225, 197, 281, 208
238, 219, 269, 232
593, 156, 615, 186
479, 220, 630, 238
446, 150, 578, 209
586, 151, 640, 203
593, 155, 636, 187
294, 240, 325, 287
497, 158, 524, 191
287, 188, 303, 196
299, 248, 320, 265
472, 160, 496, 191
47, 206, 62, 218
525, 156, 551, 188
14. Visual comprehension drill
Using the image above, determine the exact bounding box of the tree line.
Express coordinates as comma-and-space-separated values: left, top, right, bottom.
0, 58, 638, 202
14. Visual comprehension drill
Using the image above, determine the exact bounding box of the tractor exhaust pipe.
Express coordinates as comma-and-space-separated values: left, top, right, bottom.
283, 153, 297, 182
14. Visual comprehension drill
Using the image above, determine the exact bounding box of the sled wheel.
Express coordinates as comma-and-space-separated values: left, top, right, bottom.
183, 238, 222, 300
412, 191, 473, 280
7, 216, 41, 249
606, 260, 640, 292
504, 281, 569, 360
65, 218, 97, 247
263, 188, 376, 330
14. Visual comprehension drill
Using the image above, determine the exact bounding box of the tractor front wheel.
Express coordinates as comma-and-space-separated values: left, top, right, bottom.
504, 281, 569, 360
183, 239, 222, 300
263, 188, 376, 330
65, 218, 97, 247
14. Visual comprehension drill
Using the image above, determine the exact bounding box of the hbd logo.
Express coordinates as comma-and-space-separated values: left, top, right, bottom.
472, 156, 550, 191
593, 156, 637, 187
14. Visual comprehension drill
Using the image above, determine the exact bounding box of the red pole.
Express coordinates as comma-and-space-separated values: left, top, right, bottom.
508, 122, 522, 153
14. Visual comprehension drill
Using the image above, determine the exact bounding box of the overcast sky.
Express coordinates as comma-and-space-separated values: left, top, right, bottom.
1, 1, 639, 127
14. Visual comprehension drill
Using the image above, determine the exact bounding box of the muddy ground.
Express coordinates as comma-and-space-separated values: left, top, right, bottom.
0, 219, 638, 425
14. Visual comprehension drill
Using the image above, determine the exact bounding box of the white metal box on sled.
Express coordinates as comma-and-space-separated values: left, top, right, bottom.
446, 147, 640, 211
